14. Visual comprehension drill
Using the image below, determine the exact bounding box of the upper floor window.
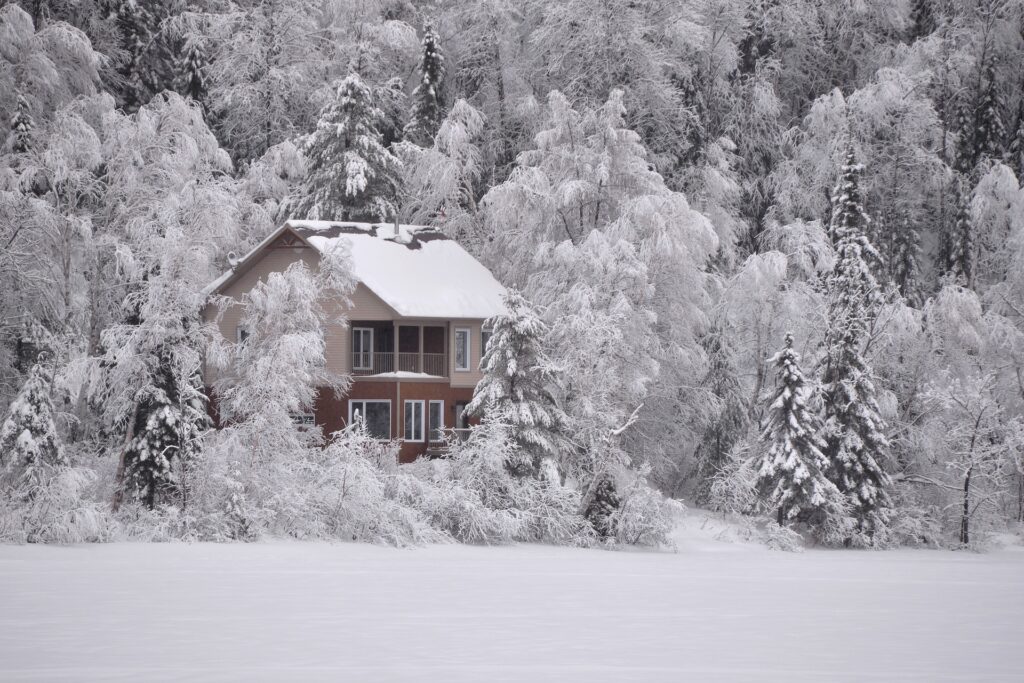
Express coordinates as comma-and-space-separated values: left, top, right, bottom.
454, 327, 471, 371
353, 327, 373, 370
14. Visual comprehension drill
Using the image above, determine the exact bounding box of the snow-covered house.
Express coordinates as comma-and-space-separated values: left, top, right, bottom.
202, 220, 506, 462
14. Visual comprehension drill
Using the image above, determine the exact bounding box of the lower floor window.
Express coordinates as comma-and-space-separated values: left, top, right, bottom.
349, 400, 391, 440
404, 400, 424, 442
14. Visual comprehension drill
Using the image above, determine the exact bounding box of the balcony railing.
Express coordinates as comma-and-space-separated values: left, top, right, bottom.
352, 352, 447, 377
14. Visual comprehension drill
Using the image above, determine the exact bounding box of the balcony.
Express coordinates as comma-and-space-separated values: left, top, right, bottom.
352, 351, 448, 377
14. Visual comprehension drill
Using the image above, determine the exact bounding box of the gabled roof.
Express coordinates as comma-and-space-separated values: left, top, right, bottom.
205, 220, 507, 320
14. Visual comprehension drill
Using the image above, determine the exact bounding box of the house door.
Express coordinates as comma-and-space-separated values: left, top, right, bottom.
428, 400, 444, 443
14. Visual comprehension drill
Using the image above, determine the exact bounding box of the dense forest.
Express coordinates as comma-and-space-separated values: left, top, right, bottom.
2, 0, 1024, 549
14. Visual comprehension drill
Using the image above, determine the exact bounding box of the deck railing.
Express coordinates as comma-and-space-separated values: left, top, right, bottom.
352, 351, 447, 377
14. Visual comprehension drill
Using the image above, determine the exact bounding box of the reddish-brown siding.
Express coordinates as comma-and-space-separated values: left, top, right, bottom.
314, 381, 475, 463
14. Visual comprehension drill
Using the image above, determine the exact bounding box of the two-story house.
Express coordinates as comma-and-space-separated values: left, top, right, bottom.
202, 220, 506, 463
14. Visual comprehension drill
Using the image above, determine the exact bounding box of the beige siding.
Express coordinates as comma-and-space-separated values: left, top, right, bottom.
449, 320, 484, 388
327, 283, 394, 374
348, 282, 395, 321
203, 245, 398, 383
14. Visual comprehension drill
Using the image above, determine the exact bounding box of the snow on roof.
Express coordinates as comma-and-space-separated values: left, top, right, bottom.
212, 219, 506, 320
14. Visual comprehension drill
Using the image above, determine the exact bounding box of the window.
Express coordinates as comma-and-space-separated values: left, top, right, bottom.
353, 327, 373, 370
428, 400, 444, 443
236, 326, 250, 345
454, 327, 471, 371
349, 400, 391, 439
404, 400, 424, 442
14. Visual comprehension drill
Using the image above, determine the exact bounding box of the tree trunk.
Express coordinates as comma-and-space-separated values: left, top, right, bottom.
111, 403, 139, 511
959, 465, 972, 545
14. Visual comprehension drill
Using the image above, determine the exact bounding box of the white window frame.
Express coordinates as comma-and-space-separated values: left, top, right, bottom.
454, 327, 471, 372
428, 400, 444, 443
404, 400, 425, 442
353, 327, 374, 371
348, 399, 391, 440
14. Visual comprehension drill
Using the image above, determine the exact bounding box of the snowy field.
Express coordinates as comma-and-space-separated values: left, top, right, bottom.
1, 518, 1023, 682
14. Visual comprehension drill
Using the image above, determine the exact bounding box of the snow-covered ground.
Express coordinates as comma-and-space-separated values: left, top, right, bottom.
2, 515, 1022, 682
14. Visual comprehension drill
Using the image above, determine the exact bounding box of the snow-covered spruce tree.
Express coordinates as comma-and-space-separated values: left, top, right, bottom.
756, 334, 846, 530
114, 0, 170, 112
0, 359, 65, 486
404, 23, 445, 146
177, 35, 207, 104
949, 176, 975, 288
693, 329, 749, 506
466, 290, 566, 478
891, 214, 923, 306
293, 74, 403, 222
908, 0, 936, 42
9, 93, 34, 153
972, 56, 1005, 168
820, 149, 893, 540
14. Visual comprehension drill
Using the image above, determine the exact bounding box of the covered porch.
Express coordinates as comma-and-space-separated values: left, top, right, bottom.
350, 322, 448, 377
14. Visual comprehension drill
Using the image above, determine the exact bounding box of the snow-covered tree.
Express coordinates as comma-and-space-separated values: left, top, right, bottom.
891, 214, 923, 306
0, 4, 102, 129
400, 99, 486, 242
9, 94, 34, 153
929, 376, 1022, 546
213, 246, 356, 465
467, 290, 565, 477
971, 56, 1006, 169
949, 176, 976, 287
909, 0, 937, 42
756, 333, 846, 529
820, 150, 893, 539
0, 359, 65, 486
177, 35, 207, 104
693, 329, 750, 504
404, 23, 445, 146
293, 74, 403, 222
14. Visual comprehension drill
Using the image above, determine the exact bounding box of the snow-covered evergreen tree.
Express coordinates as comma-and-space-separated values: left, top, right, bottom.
972, 56, 1005, 167
178, 35, 207, 104
909, 0, 936, 42
118, 330, 210, 509
820, 149, 893, 539
891, 214, 923, 306
9, 94, 34, 153
404, 23, 445, 146
949, 176, 976, 288
694, 329, 749, 505
467, 290, 565, 477
0, 359, 66, 486
756, 334, 845, 528
293, 74, 403, 222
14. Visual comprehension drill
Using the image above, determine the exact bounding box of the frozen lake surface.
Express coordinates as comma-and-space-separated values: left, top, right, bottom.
1, 526, 1022, 682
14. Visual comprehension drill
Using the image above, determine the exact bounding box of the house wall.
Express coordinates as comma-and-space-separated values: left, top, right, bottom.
315, 381, 475, 463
